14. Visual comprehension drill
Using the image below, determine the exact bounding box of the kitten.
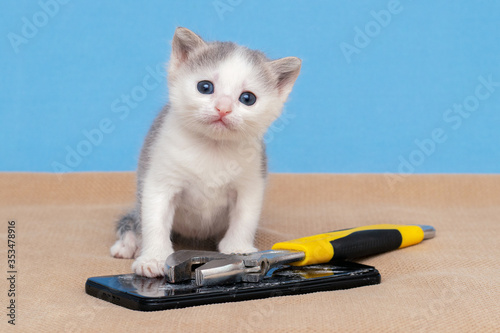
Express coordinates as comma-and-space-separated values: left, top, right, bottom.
110, 27, 301, 277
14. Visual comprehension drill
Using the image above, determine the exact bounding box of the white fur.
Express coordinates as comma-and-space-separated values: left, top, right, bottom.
110, 231, 139, 259
132, 109, 266, 277
127, 28, 300, 277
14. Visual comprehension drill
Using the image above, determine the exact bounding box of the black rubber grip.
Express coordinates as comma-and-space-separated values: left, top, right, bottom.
329, 229, 403, 260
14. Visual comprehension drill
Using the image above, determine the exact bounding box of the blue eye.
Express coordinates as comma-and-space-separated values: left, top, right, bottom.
239, 92, 256, 106
197, 81, 214, 94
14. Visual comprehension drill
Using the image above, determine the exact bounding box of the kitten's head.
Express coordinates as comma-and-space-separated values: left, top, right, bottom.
167, 27, 301, 141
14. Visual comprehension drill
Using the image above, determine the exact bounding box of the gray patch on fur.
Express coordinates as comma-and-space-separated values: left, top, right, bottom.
116, 105, 170, 239
188, 42, 237, 70
137, 105, 170, 188
260, 142, 268, 178
187, 41, 277, 90
116, 209, 139, 235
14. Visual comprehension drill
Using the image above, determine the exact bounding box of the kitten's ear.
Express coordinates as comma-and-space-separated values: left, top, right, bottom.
170, 27, 206, 69
268, 57, 302, 101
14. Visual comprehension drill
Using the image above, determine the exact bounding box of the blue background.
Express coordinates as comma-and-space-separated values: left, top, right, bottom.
1, 0, 499, 173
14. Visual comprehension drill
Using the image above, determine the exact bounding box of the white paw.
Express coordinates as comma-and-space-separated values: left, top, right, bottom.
218, 240, 258, 254
132, 256, 167, 278
110, 232, 139, 259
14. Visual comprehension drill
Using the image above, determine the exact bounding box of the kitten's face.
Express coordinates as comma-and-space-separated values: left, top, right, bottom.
167, 28, 301, 141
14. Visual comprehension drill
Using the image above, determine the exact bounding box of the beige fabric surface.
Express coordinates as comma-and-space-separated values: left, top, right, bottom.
0, 172, 499, 332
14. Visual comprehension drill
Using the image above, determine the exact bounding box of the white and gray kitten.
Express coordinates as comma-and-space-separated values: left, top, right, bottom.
110, 27, 301, 277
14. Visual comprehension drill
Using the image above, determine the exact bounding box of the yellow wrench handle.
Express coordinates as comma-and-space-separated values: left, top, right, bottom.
271, 224, 432, 266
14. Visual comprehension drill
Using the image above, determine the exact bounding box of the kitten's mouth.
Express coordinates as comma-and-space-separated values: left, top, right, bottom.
211, 118, 231, 129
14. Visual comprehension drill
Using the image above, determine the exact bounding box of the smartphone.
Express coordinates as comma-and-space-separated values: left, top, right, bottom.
85, 261, 380, 311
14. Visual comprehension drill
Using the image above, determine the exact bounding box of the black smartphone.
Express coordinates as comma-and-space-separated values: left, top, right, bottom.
85, 261, 380, 311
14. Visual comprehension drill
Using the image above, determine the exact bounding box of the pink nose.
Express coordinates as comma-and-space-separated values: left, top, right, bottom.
215, 96, 232, 117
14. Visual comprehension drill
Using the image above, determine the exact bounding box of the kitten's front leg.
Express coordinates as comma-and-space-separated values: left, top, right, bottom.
218, 179, 265, 254
132, 179, 178, 278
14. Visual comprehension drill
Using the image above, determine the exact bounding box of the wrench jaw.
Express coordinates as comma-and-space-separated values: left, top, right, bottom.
195, 259, 247, 286
194, 258, 266, 286
195, 250, 305, 286
164, 250, 230, 283
165, 249, 306, 286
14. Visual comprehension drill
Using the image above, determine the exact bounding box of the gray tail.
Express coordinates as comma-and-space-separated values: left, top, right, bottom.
116, 210, 139, 238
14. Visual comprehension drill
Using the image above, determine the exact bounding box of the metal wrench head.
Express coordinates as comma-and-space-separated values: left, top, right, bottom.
164, 250, 231, 283
165, 249, 305, 286
194, 252, 266, 286
195, 250, 305, 286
